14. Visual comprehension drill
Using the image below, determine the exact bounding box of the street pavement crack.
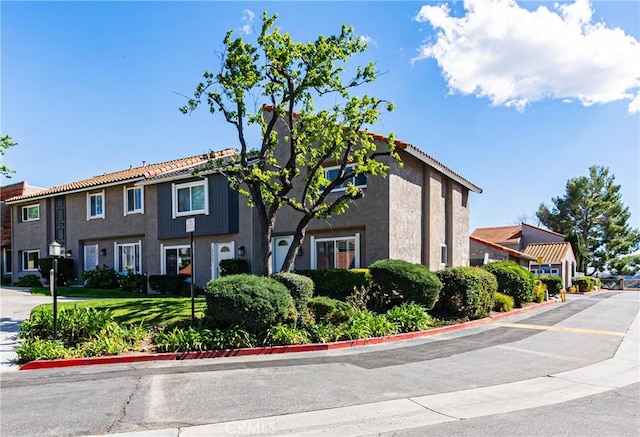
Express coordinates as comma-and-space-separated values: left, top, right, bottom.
407, 397, 461, 420
106, 375, 142, 433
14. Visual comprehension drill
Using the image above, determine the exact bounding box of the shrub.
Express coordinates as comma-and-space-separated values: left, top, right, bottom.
17, 274, 42, 288
119, 271, 147, 292
219, 258, 250, 276
539, 275, 563, 296
38, 258, 75, 285
294, 269, 371, 300
205, 274, 296, 334
336, 309, 398, 340
82, 265, 119, 289
2, 275, 11, 285
148, 274, 189, 294
532, 280, 547, 303
435, 267, 497, 319
307, 296, 353, 324
263, 324, 312, 346
493, 292, 514, 312
271, 272, 314, 322
368, 259, 442, 310
481, 261, 534, 308
572, 277, 596, 292
386, 303, 434, 332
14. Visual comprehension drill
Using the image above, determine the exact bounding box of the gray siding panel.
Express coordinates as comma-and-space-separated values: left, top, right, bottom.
157, 175, 239, 239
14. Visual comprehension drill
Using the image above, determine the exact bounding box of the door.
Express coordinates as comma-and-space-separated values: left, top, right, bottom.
211, 242, 235, 279
272, 236, 293, 273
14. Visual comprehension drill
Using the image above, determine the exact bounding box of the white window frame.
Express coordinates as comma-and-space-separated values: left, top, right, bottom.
172, 180, 209, 218
87, 190, 105, 220
161, 244, 193, 275
124, 186, 144, 216
114, 241, 142, 274
21, 204, 40, 222
323, 164, 366, 193
441, 244, 448, 266
84, 244, 99, 272
310, 233, 360, 270
22, 250, 40, 272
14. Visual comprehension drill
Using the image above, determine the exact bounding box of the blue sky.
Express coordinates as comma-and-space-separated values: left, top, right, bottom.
2, 0, 639, 232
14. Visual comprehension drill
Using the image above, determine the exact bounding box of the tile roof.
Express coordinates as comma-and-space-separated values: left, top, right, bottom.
523, 242, 572, 264
522, 222, 565, 238
471, 225, 522, 245
470, 235, 536, 261
262, 105, 482, 193
5, 149, 236, 203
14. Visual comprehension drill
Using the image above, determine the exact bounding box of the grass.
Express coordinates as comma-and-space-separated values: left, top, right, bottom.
34, 297, 208, 328
30, 286, 181, 299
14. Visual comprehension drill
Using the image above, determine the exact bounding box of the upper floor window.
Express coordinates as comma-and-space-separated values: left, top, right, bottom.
324, 164, 366, 192
21, 204, 40, 222
124, 186, 144, 215
22, 250, 39, 271
172, 180, 208, 218
87, 191, 105, 220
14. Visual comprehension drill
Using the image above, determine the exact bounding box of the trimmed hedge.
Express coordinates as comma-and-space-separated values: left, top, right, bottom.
435, 267, 497, 319
219, 258, 250, 276
38, 257, 75, 285
271, 272, 314, 321
148, 274, 190, 295
538, 275, 563, 295
82, 265, 119, 289
481, 260, 535, 308
572, 276, 596, 292
307, 296, 352, 324
368, 259, 442, 310
294, 269, 371, 300
205, 274, 296, 333
493, 292, 514, 312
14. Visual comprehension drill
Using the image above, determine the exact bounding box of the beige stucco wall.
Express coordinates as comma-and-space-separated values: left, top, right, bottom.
11, 199, 49, 281
426, 169, 446, 270
451, 182, 470, 267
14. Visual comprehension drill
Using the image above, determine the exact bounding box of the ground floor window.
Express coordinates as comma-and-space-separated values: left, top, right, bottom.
115, 241, 141, 274
84, 244, 99, 272
163, 245, 191, 275
22, 250, 39, 271
311, 234, 360, 270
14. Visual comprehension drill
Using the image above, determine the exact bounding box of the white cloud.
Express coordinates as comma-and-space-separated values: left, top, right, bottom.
413, 0, 640, 113
359, 35, 377, 47
239, 9, 255, 35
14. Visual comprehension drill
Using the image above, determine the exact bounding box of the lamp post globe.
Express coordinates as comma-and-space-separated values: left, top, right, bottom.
48, 241, 62, 339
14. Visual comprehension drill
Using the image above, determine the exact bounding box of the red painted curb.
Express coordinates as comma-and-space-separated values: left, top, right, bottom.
19, 300, 559, 371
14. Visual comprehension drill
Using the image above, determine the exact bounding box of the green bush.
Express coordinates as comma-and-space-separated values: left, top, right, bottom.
82, 265, 119, 289
532, 280, 547, 303
148, 274, 189, 294
271, 272, 314, 322
2, 275, 11, 285
38, 258, 74, 285
336, 309, 398, 340
307, 296, 353, 324
205, 274, 296, 334
119, 271, 147, 292
386, 303, 434, 332
263, 324, 312, 346
219, 258, 250, 276
539, 275, 563, 295
17, 274, 42, 288
493, 292, 514, 312
435, 267, 497, 319
368, 259, 442, 310
572, 277, 596, 292
294, 269, 371, 300
481, 261, 534, 307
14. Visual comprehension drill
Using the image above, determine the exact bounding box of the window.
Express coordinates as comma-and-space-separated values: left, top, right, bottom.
311, 234, 360, 270
115, 242, 141, 274
84, 244, 99, 272
124, 186, 144, 215
324, 164, 366, 192
22, 250, 39, 271
87, 191, 105, 219
21, 204, 40, 222
2, 248, 12, 274
441, 244, 448, 265
163, 245, 191, 275
551, 268, 559, 275
172, 181, 208, 217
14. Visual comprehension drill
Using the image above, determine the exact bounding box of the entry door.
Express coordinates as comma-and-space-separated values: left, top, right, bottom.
272, 236, 293, 273
211, 242, 235, 279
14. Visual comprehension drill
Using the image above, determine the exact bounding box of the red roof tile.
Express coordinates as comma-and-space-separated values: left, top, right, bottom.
523, 242, 572, 263
470, 235, 535, 261
471, 225, 522, 245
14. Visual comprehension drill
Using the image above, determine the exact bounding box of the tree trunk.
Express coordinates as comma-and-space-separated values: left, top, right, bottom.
281, 215, 312, 273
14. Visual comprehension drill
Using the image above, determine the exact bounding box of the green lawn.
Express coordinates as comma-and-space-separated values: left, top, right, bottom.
30, 286, 171, 299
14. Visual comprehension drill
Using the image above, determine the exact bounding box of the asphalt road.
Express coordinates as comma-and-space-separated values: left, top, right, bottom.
0, 290, 638, 436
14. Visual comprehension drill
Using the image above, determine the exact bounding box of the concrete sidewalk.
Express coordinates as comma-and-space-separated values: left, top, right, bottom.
93, 306, 640, 437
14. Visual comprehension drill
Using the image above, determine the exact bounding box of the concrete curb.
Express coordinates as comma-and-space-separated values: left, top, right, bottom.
18, 300, 559, 371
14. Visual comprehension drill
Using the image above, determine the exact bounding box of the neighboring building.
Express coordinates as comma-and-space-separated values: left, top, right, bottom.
6, 113, 482, 288
470, 223, 576, 288
1, 181, 45, 279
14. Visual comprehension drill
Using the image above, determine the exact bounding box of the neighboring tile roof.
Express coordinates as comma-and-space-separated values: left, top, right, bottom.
522, 222, 565, 238
471, 225, 522, 245
5, 149, 236, 203
262, 105, 482, 193
1, 181, 46, 246
523, 242, 572, 264
470, 235, 536, 261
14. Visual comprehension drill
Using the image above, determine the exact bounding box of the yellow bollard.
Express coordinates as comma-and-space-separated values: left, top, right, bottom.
560, 289, 566, 302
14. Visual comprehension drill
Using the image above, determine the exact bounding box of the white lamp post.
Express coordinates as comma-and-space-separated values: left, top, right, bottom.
48, 241, 62, 338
